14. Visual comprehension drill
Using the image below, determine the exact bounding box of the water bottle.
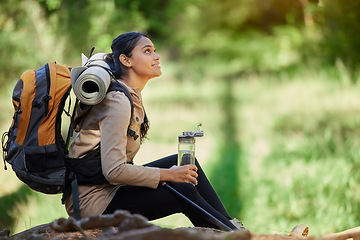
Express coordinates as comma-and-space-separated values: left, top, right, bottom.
178, 124, 204, 166
178, 135, 195, 166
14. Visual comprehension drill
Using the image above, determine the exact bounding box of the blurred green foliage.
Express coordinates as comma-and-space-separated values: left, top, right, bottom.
1, 0, 359, 85
1, 0, 360, 237
315, 0, 360, 82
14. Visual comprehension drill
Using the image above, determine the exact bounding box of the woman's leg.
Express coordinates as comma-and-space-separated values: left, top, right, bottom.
104, 154, 240, 230
145, 154, 232, 219
103, 181, 237, 230
103, 183, 183, 221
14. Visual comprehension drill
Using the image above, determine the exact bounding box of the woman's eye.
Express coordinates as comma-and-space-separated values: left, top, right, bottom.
145, 49, 151, 53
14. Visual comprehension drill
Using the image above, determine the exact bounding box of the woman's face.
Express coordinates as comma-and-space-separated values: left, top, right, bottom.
127, 36, 161, 80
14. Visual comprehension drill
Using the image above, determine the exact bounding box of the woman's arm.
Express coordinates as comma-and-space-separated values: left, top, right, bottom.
98, 91, 161, 188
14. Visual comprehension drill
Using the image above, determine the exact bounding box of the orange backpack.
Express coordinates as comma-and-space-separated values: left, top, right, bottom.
2, 62, 72, 194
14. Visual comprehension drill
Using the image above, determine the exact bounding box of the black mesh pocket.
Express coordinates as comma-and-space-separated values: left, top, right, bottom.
24, 145, 64, 173
25, 152, 47, 172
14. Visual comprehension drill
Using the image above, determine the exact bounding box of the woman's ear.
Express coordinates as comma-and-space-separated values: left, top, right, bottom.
119, 54, 131, 67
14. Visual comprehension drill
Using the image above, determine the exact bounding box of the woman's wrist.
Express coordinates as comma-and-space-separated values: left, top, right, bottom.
159, 168, 173, 182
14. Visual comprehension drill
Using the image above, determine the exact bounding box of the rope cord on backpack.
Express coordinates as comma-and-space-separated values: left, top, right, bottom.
63, 93, 72, 118
65, 97, 79, 150
0, 104, 21, 170
1, 131, 9, 170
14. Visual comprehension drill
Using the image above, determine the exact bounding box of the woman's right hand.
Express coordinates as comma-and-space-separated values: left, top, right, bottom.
160, 165, 198, 185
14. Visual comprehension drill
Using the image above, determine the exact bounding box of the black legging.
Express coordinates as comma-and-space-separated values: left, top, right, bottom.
103, 154, 237, 230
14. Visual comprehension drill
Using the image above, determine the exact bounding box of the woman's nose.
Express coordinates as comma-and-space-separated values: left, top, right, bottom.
154, 52, 160, 60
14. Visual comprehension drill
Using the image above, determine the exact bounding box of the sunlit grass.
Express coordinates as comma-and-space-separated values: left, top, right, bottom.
12, 193, 67, 234
231, 71, 360, 236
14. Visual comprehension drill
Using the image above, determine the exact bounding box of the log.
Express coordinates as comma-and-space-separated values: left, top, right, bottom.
2, 212, 360, 240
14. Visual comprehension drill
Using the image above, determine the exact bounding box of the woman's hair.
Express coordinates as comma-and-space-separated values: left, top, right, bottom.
105, 31, 150, 141
105, 31, 148, 79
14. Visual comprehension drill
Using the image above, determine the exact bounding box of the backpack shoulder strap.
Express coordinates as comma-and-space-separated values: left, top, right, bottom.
107, 80, 133, 108
107, 81, 138, 140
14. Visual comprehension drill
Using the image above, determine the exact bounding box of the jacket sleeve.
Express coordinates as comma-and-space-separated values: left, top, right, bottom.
97, 91, 160, 189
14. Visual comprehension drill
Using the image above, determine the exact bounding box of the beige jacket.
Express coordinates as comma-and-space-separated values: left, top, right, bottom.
65, 81, 160, 218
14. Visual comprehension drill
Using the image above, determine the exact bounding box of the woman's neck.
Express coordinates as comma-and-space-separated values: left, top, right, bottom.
120, 73, 150, 92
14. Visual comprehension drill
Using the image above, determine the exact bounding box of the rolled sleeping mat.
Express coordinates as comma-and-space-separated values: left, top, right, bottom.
71, 53, 112, 105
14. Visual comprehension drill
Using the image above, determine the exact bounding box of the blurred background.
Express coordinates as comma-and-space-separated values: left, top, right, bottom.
1, 0, 360, 237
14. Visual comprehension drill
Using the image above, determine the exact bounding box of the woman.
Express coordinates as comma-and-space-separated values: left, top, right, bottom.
65, 31, 244, 231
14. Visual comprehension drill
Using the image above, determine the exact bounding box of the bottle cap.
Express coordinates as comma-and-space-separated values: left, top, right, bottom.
178, 123, 204, 138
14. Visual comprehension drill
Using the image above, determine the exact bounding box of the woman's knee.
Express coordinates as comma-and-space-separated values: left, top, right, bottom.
145, 154, 178, 168
173, 182, 198, 196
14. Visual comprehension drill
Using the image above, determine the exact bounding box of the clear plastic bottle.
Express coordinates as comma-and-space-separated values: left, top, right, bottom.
178, 135, 195, 166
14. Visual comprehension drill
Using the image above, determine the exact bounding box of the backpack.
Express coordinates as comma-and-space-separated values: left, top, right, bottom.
2, 62, 72, 194
2, 61, 134, 196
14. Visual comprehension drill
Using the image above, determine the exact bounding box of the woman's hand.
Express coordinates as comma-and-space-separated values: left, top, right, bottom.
160, 164, 198, 185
